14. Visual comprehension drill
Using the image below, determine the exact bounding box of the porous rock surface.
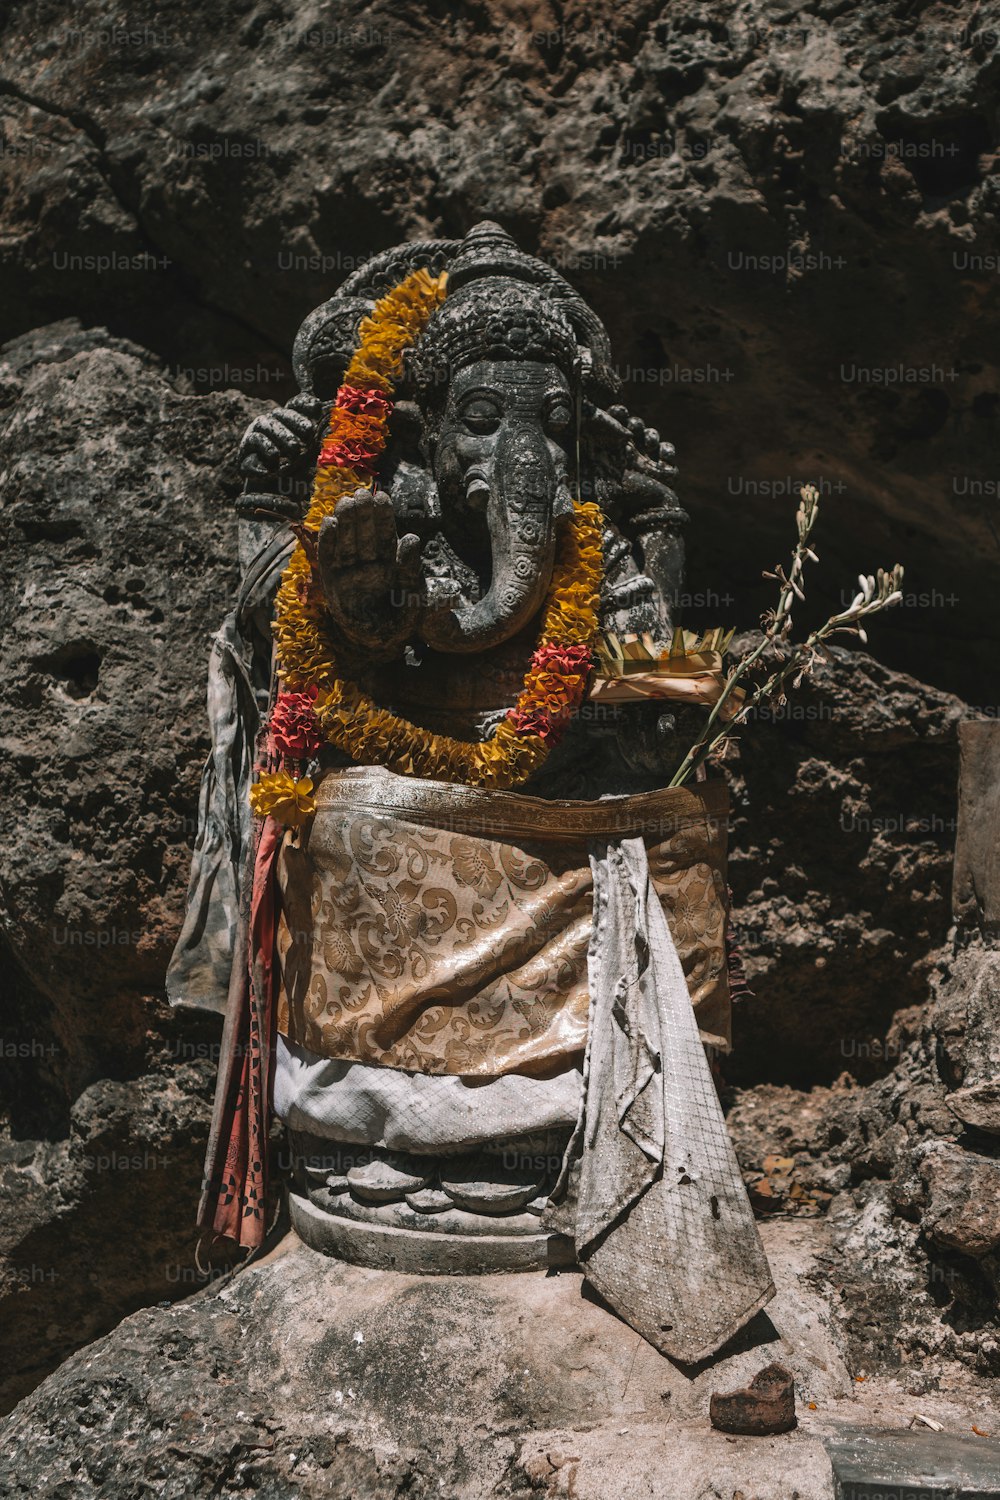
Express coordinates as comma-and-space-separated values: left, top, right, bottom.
0, 322, 255, 1411
727, 943, 1000, 1382
724, 639, 966, 1089
0, 1226, 906, 1499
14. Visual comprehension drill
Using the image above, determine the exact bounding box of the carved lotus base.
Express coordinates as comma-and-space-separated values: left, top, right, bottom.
289, 1191, 576, 1274
286, 1128, 577, 1273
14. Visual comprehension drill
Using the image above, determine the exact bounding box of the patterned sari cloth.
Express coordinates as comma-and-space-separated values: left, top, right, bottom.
274, 767, 733, 1074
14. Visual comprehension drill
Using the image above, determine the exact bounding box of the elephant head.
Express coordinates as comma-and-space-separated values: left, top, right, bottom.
411, 233, 581, 653
417, 356, 575, 651
274, 222, 678, 662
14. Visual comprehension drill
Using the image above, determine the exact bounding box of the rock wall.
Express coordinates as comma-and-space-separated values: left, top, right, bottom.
727, 943, 1000, 1382
724, 640, 966, 1088
1, 0, 998, 1424
0, 324, 255, 1411
1, 0, 997, 702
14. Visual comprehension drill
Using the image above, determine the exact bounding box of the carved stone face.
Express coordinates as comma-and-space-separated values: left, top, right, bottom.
422, 360, 575, 653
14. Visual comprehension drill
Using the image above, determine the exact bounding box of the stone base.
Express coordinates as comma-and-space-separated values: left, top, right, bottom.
289, 1190, 577, 1273
2, 1220, 997, 1498
826, 1427, 1000, 1498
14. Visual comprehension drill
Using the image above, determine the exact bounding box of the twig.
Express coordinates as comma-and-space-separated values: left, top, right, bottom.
668, 485, 903, 787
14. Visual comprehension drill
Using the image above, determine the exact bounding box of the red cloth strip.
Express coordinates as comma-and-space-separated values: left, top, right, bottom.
197, 816, 283, 1248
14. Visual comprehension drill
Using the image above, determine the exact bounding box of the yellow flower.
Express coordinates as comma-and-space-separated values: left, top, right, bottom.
250, 771, 317, 827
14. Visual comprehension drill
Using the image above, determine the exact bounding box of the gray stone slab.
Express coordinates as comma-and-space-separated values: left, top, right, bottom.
954, 721, 1000, 934
826, 1427, 1000, 1499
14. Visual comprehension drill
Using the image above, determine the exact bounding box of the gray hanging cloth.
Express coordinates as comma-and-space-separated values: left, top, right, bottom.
575, 835, 774, 1364
166, 527, 294, 1015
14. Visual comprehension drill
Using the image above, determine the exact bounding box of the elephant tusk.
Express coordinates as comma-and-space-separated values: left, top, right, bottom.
465, 468, 491, 504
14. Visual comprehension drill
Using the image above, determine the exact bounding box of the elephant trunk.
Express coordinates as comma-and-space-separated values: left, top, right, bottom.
423, 426, 562, 653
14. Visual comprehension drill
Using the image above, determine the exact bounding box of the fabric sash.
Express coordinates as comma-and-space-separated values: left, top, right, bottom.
275, 768, 732, 1076
197, 816, 282, 1249
199, 769, 734, 1254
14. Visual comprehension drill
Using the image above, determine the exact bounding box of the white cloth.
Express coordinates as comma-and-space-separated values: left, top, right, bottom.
574, 836, 774, 1363
274, 1034, 582, 1154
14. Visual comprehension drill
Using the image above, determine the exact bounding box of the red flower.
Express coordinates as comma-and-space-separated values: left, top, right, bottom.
506, 644, 594, 746
336, 384, 393, 418
269, 686, 325, 760
507, 706, 558, 743
317, 438, 381, 469
530, 642, 594, 677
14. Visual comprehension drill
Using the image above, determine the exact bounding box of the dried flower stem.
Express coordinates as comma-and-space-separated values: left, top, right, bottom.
668, 485, 904, 788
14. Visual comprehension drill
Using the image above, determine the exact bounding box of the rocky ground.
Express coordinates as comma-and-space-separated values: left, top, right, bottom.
1, 0, 999, 1486
0, 1226, 996, 1499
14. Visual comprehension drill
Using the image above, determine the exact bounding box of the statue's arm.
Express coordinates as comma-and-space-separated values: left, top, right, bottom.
587, 400, 687, 635
238, 392, 324, 478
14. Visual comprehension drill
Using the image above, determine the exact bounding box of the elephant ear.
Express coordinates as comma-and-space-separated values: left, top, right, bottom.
291, 297, 369, 401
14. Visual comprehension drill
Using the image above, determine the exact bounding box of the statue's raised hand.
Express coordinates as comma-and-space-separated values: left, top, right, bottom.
317, 488, 422, 658
238, 392, 324, 477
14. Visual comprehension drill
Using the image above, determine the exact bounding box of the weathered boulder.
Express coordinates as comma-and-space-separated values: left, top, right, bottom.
0, 1227, 856, 1499
920, 1143, 1000, 1261
0, 321, 258, 1412
0, 319, 254, 1031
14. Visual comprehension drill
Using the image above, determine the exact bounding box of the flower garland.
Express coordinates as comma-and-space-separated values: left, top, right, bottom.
252, 266, 603, 820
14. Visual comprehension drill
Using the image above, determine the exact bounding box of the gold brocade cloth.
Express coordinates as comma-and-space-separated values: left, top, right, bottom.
275, 767, 731, 1078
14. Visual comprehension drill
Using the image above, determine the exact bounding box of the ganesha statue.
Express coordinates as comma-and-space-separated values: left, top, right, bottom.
168, 223, 773, 1363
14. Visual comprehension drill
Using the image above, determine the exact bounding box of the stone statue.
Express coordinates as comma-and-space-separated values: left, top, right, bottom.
168, 223, 774, 1364
235, 223, 693, 798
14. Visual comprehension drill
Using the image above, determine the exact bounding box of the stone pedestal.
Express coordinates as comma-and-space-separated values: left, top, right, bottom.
290, 1190, 576, 1273
947, 721, 1000, 1133
953, 721, 1000, 936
